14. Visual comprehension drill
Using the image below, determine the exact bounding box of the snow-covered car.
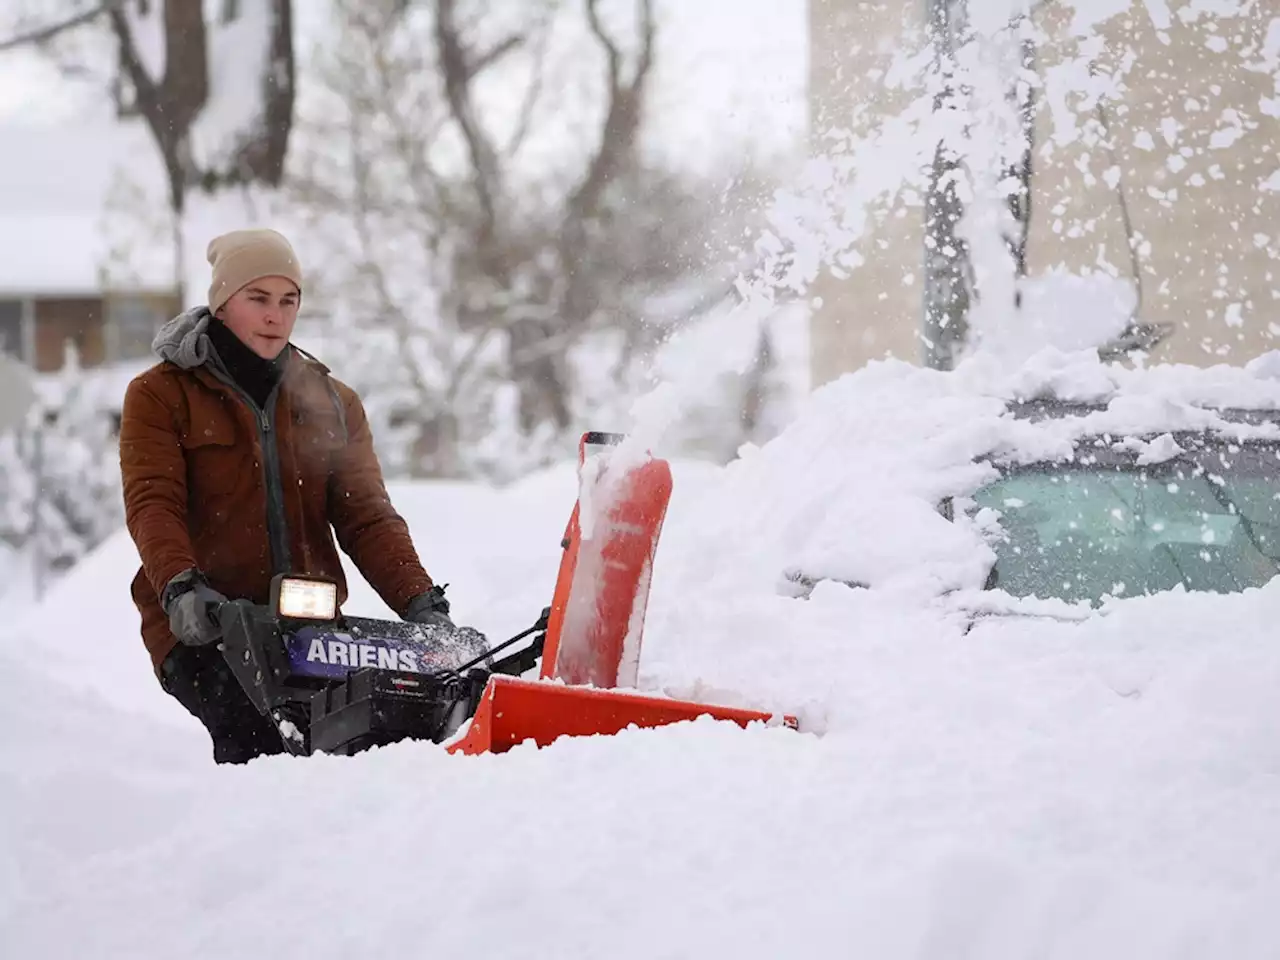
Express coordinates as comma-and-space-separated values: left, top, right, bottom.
639, 349, 1280, 719
775, 391, 1280, 623
689, 352, 1280, 617
950, 397, 1280, 610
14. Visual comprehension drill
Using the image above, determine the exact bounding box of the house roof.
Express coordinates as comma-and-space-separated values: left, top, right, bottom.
0, 121, 173, 296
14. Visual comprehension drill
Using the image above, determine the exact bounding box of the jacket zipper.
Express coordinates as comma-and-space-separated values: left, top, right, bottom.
257, 383, 293, 575
210, 368, 293, 576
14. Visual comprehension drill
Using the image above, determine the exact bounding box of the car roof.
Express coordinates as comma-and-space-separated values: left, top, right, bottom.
1005, 397, 1280, 430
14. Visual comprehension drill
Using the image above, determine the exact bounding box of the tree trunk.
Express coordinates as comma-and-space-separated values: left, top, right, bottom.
110, 0, 296, 210
922, 0, 972, 371
739, 322, 773, 445
224, 0, 294, 187
1006, 25, 1036, 304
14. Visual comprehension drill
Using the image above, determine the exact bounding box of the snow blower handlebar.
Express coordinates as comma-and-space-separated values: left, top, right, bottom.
455, 607, 549, 677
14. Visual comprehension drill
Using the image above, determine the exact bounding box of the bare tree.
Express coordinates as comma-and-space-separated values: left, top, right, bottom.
1, 1, 295, 215
291, 0, 767, 478
108, 0, 295, 211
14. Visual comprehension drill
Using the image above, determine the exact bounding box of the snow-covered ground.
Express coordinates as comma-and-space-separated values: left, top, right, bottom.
5, 350, 1280, 957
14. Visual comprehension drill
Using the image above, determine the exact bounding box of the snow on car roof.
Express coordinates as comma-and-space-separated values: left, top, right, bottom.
656, 347, 1280, 589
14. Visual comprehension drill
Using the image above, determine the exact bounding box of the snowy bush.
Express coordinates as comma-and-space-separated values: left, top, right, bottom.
0, 355, 127, 590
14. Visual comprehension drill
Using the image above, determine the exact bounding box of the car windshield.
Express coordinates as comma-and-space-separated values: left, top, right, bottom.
971, 441, 1280, 604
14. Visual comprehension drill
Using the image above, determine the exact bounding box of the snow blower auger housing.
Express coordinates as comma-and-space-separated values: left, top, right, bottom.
217, 431, 798, 757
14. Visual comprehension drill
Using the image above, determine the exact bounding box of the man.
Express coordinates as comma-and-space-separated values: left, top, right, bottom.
119, 228, 454, 764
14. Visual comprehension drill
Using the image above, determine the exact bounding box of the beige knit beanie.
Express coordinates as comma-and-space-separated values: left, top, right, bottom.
206, 228, 303, 313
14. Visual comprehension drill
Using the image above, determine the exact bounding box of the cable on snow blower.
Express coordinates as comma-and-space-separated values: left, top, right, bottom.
215, 431, 798, 757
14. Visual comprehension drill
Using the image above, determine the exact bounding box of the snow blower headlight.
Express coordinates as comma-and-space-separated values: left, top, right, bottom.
272, 575, 338, 622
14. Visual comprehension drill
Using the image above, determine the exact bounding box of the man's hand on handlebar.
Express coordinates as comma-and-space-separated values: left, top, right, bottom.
403, 583, 455, 629
162, 568, 229, 647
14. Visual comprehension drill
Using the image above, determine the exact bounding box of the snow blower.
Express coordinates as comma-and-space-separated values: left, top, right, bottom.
216, 431, 798, 757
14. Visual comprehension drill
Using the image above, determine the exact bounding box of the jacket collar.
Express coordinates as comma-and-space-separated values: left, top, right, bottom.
152, 305, 216, 370
153, 304, 331, 379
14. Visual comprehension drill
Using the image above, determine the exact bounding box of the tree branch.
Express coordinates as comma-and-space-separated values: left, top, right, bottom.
346, 93, 496, 473
354, 5, 456, 236
504, 12, 552, 158
556, 0, 655, 328
922, 0, 973, 371
106, 3, 184, 209
106, 0, 214, 214
569, 0, 654, 226
0, 0, 122, 55
158, 0, 209, 134
348, 113, 448, 386
232, 0, 293, 186
1006, 20, 1035, 293
435, 0, 502, 246
467, 32, 522, 81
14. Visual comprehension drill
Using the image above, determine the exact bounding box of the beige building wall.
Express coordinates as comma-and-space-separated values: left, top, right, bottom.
809, 0, 1280, 384
808, 0, 927, 386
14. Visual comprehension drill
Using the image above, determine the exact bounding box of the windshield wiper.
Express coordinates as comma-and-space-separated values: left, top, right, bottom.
1200, 474, 1276, 567
1152, 542, 1195, 594
1142, 455, 1276, 588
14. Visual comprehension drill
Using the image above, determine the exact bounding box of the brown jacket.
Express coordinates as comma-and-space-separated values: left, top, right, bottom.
119, 308, 434, 674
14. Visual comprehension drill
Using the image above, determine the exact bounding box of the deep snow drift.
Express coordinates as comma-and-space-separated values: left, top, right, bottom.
5, 350, 1280, 958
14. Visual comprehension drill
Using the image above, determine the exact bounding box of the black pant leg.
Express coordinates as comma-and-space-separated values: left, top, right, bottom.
160, 645, 287, 764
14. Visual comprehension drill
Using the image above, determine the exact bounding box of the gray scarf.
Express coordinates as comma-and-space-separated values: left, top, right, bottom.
151, 306, 215, 370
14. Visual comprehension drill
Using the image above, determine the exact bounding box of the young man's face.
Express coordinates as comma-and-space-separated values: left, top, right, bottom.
216, 276, 300, 359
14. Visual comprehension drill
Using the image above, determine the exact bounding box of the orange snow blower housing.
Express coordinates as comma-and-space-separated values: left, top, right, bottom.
446, 432, 798, 755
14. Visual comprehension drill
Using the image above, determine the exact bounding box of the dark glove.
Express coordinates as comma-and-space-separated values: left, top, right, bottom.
403, 584, 454, 629
162, 568, 229, 647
